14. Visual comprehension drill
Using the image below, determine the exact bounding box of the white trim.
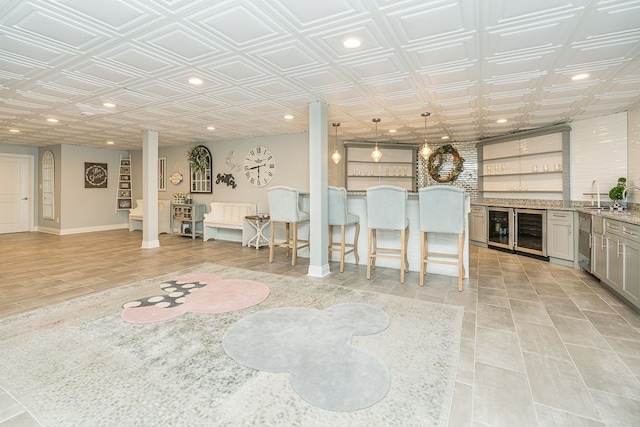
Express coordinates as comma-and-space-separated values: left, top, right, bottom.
43, 223, 129, 235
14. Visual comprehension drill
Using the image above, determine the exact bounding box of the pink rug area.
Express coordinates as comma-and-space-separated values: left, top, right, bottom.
121, 273, 269, 324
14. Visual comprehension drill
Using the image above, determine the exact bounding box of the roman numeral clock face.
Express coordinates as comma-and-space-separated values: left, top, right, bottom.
243, 146, 276, 187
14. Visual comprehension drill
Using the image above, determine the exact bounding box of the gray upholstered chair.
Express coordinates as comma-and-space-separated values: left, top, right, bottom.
366, 185, 409, 283
328, 186, 360, 272
418, 186, 466, 291
267, 186, 310, 266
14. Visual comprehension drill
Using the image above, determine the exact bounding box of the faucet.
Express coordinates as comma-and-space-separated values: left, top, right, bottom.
622, 185, 640, 199
592, 180, 600, 208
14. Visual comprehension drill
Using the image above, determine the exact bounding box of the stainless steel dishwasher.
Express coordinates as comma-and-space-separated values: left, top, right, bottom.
578, 212, 592, 272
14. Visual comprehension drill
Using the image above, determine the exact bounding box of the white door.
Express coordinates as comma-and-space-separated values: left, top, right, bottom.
0, 155, 31, 233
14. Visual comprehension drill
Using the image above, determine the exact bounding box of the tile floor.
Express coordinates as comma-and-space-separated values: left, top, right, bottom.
1, 230, 639, 426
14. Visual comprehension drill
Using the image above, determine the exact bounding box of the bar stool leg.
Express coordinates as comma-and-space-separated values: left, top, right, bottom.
400, 228, 406, 283
340, 225, 346, 273
367, 228, 373, 279
420, 231, 425, 287
292, 222, 298, 266
328, 224, 334, 263
269, 221, 276, 263
353, 223, 360, 265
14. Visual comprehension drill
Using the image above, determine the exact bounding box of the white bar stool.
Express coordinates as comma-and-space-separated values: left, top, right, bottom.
366, 185, 409, 283
267, 186, 309, 266
418, 186, 466, 291
328, 186, 360, 272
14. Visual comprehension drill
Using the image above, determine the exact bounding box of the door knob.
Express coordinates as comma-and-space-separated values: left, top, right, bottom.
22, 197, 28, 200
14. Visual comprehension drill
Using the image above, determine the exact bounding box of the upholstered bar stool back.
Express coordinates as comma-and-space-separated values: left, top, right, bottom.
328, 186, 360, 272
267, 186, 310, 266
366, 185, 409, 283
418, 186, 466, 291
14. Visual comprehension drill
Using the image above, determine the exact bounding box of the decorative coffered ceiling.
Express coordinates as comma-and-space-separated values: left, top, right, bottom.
1, 0, 639, 149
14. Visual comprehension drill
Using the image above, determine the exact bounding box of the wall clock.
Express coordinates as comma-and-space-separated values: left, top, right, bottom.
244, 145, 276, 187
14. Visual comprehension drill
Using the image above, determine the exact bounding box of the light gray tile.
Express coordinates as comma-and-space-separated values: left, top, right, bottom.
522, 352, 600, 420
510, 299, 553, 326
619, 354, 640, 379
448, 382, 472, 427
478, 287, 510, 308
535, 404, 605, 427
506, 287, 541, 302
550, 315, 611, 350
566, 344, 640, 400
530, 282, 567, 298
516, 321, 570, 360
612, 303, 640, 329
444, 290, 478, 313
538, 295, 585, 319
583, 311, 640, 341
477, 303, 515, 333
569, 294, 617, 314
473, 362, 537, 427
0, 390, 25, 423
478, 274, 506, 289
591, 389, 640, 427
476, 327, 525, 372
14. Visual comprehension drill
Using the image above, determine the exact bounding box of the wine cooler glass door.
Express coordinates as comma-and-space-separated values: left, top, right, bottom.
515, 209, 546, 257
488, 207, 513, 250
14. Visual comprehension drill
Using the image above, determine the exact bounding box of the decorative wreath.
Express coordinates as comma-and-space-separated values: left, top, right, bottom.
427, 144, 465, 183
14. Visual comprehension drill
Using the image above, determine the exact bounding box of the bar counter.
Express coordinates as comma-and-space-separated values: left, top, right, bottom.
301, 191, 470, 279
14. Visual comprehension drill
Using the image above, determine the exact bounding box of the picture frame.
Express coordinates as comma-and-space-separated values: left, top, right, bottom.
117, 199, 131, 209
84, 162, 108, 188
120, 182, 130, 189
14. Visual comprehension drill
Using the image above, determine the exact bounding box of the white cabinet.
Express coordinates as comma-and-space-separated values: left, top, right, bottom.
478, 128, 569, 201
546, 210, 574, 261
591, 215, 607, 281
595, 217, 640, 309
344, 142, 418, 191
469, 205, 487, 244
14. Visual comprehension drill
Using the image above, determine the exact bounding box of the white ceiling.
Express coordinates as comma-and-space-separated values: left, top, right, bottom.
1, 0, 639, 150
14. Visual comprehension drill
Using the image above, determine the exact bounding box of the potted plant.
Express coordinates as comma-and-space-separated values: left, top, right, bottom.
608, 177, 626, 210
186, 145, 210, 176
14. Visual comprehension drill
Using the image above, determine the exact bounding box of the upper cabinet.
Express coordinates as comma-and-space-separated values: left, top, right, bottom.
478, 125, 570, 204
344, 142, 418, 191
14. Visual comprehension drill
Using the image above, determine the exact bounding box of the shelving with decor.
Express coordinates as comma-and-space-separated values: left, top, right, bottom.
344, 142, 419, 191
116, 154, 132, 211
478, 125, 570, 203
170, 203, 206, 239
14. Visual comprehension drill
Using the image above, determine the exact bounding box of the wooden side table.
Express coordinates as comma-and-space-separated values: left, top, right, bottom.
244, 215, 270, 249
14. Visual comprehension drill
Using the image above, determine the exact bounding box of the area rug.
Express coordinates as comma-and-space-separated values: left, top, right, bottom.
0, 262, 464, 427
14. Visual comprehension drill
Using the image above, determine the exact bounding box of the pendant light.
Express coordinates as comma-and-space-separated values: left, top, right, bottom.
331, 122, 342, 164
371, 118, 382, 162
420, 112, 431, 160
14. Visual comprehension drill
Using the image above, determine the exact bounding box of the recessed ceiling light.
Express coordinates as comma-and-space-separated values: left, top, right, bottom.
571, 73, 590, 81
441, 136, 450, 140
106, 141, 115, 145
188, 77, 203, 85
388, 129, 397, 133
103, 102, 116, 108
207, 126, 216, 130
9, 129, 20, 133
343, 38, 361, 48
496, 119, 507, 123
47, 118, 58, 123
284, 114, 294, 120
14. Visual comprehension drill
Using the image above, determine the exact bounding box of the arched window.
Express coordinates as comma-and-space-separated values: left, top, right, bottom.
42, 151, 55, 220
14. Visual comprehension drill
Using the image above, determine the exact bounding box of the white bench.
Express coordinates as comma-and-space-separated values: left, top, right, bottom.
129, 199, 172, 234
203, 202, 257, 242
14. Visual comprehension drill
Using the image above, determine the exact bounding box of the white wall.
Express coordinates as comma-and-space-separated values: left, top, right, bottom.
627, 108, 640, 203
59, 145, 129, 231
570, 111, 627, 204
136, 132, 311, 215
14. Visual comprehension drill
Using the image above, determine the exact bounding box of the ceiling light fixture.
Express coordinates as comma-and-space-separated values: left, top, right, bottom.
442, 135, 450, 140
371, 118, 382, 162
496, 118, 507, 123
188, 77, 203, 85
331, 122, 342, 165
106, 141, 115, 145
343, 38, 361, 48
284, 114, 294, 120
207, 126, 215, 130
47, 118, 58, 123
571, 73, 589, 81
388, 129, 397, 133
420, 112, 431, 160
9, 129, 20, 133
103, 102, 116, 108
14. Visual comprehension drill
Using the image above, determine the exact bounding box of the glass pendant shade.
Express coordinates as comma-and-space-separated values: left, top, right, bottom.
331, 149, 342, 164
331, 122, 342, 164
371, 118, 382, 162
420, 112, 431, 160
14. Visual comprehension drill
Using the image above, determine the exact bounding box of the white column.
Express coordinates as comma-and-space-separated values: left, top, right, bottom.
307, 101, 330, 277
141, 130, 160, 249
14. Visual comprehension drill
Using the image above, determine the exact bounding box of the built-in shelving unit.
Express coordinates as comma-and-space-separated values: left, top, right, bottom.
344, 142, 419, 191
478, 125, 570, 203
116, 154, 132, 211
